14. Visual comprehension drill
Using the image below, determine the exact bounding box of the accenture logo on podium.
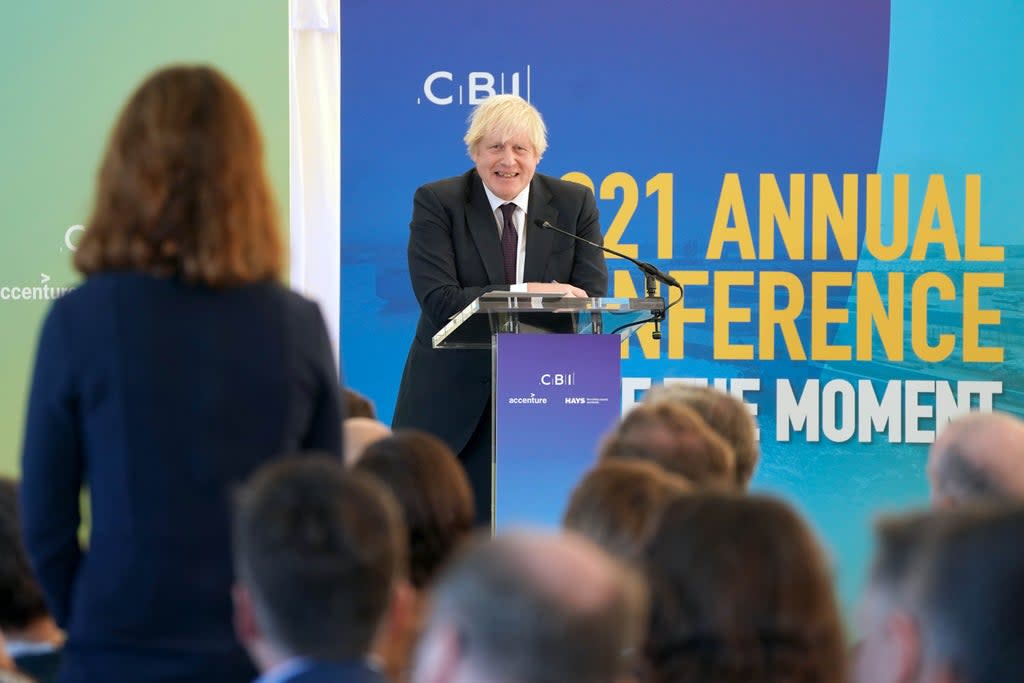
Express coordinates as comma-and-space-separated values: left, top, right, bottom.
418, 65, 533, 106
506, 392, 548, 405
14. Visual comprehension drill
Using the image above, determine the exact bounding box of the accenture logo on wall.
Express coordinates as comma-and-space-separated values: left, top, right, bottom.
1, 274, 72, 302
1, 224, 82, 303
418, 65, 533, 106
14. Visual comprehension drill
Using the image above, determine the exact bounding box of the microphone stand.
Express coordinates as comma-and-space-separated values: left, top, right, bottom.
643, 272, 661, 340
535, 219, 678, 340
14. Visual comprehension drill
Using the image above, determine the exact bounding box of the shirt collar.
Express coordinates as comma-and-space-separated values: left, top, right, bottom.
255, 657, 380, 683
254, 658, 314, 683
482, 180, 531, 216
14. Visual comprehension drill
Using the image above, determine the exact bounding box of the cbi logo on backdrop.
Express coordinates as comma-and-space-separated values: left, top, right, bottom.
418, 65, 533, 106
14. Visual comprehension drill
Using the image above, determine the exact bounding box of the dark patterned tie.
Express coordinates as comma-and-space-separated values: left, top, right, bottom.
499, 203, 519, 285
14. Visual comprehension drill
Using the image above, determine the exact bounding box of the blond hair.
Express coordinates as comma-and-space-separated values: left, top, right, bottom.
464, 94, 548, 158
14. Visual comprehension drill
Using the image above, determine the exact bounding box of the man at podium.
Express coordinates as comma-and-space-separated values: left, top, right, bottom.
392, 94, 608, 525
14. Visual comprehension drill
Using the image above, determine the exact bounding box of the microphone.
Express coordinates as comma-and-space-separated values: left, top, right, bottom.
533, 219, 681, 289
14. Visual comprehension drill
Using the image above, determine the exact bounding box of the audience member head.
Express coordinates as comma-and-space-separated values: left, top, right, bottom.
355, 431, 475, 683
926, 410, 1024, 508
412, 530, 647, 683
231, 455, 407, 670
355, 430, 474, 590
74, 64, 282, 287
563, 459, 691, 564
344, 388, 377, 420
343, 418, 392, 467
643, 493, 845, 683
645, 383, 759, 488
0, 478, 58, 643
855, 505, 1024, 683
600, 400, 735, 489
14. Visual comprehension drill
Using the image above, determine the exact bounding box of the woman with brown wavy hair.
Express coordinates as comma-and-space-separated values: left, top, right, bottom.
642, 493, 846, 683
20, 65, 341, 683
354, 429, 475, 683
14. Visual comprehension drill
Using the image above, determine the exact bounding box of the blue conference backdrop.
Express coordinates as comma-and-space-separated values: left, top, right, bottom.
340, 1, 1024, 613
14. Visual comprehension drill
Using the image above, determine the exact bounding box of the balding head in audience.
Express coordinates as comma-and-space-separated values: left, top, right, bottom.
343, 417, 392, 467
231, 456, 409, 672
645, 383, 759, 488
563, 459, 690, 565
643, 493, 845, 683
927, 410, 1024, 508
856, 505, 1024, 683
411, 531, 647, 683
600, 399, 735, 489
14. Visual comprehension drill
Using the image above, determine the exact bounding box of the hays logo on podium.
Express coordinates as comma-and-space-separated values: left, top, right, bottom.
418, 65, 533, 106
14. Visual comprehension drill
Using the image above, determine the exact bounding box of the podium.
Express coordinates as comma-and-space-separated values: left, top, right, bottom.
433, 293, 664, 529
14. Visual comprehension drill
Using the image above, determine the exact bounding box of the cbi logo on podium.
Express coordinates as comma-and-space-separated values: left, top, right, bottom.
418, 65, 533, 106
540, 372, 575, 387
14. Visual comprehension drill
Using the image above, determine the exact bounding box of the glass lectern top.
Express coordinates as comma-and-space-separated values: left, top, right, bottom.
432, 293, 665, 349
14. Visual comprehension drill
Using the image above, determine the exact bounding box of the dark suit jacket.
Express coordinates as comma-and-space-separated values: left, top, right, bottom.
20, 272, 342, 683
14, 649, 62, 683
392, 169, 608, 453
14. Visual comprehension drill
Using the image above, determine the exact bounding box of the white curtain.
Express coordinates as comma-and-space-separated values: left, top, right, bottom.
289, 0, 341, 367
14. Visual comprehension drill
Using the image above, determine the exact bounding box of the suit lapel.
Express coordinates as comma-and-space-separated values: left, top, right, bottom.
465, 170, 506, 285
524, 176, 557, 283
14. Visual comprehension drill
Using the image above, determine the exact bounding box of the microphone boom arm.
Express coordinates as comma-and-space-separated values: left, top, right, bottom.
534, 218, 679, 340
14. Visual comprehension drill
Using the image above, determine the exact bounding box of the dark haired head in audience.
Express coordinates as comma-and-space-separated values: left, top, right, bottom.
0, 479, 63, 683
643, 493, 845, 683
344, 388, 377, 420
412, 531, 647, 683
231, 456, 410, 681
354, 430, 475, 683
73, 65, 282, 287
926, 410, 1024, 508
600, 400, 735, 489
356, 430, 474, 589
563, 459, 690, 565
855, 505, 1024, 683
645, 383, 759, 488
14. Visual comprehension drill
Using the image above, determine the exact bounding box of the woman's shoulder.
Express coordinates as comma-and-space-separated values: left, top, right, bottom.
56, 273, 322, 324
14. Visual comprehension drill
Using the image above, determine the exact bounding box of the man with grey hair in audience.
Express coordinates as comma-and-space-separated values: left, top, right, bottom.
926, 410, 1024, 508
854, 505, 1024, 683
410, 530, 647, 683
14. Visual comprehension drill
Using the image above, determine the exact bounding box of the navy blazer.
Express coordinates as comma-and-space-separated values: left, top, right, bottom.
20, 272, 342, 683
392, 169, 608, 454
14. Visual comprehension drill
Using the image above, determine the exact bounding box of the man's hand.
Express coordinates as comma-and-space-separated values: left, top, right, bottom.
525, 281, 588, 298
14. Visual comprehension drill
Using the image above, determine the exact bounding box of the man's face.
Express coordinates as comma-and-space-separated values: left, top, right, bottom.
471, 130, 540, 200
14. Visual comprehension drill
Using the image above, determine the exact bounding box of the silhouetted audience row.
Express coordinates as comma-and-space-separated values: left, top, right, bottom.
9, 382, 1024, 683
225, 399, 1024, 683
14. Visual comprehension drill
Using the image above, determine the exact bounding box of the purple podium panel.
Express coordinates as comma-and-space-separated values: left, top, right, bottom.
493, 333, 622, 529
